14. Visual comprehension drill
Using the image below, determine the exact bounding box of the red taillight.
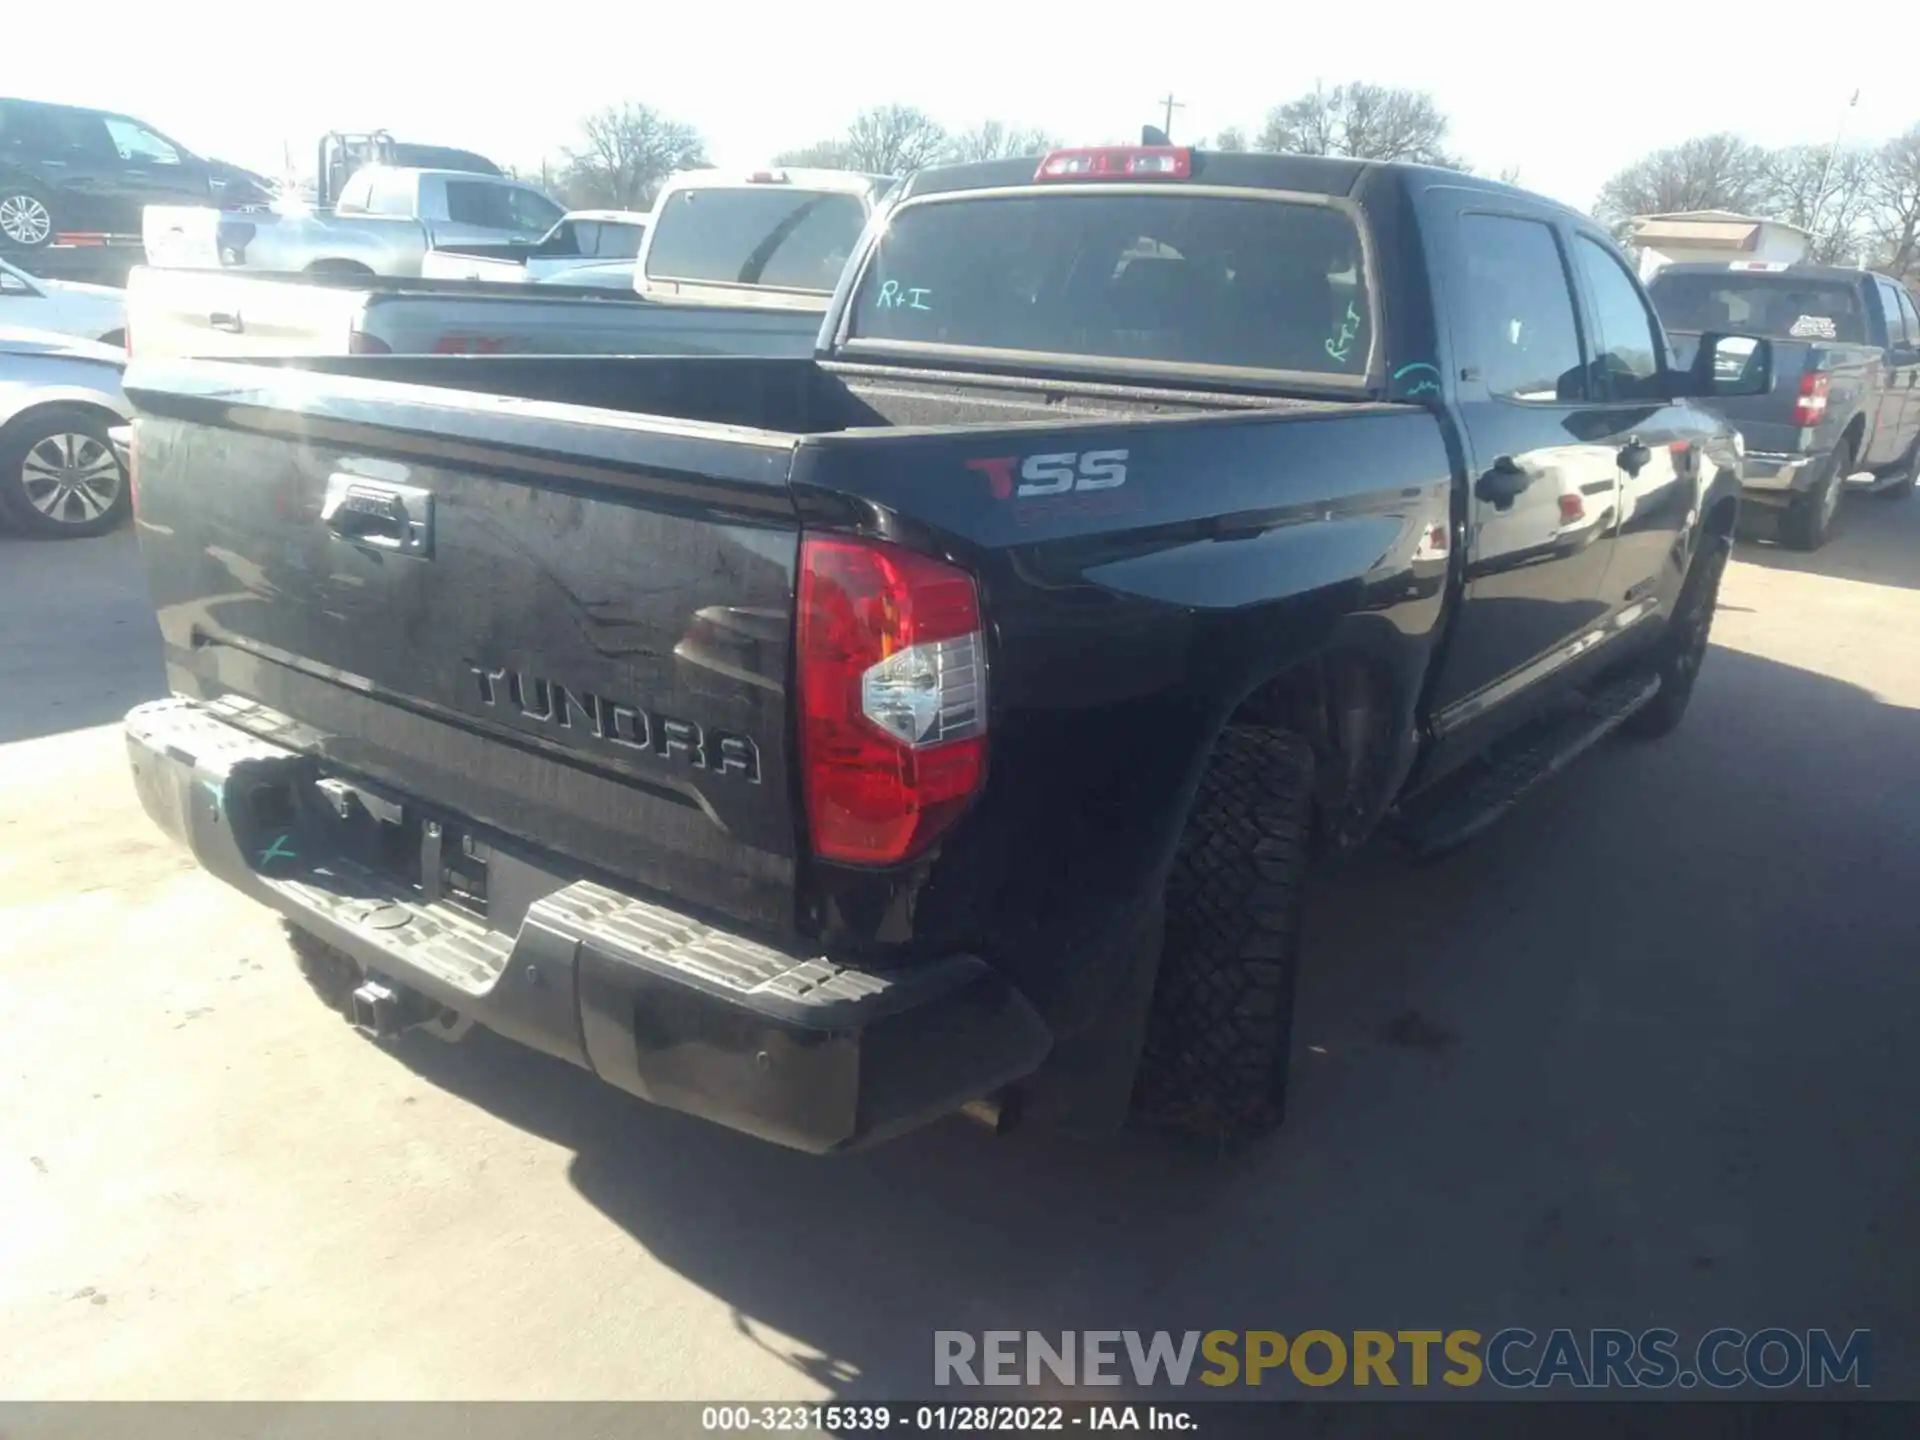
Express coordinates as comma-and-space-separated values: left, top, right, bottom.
1792, 371, 1829, 428
1034, 146, 1191, 181
348, 330, 393, 355
796, 535, 988, 867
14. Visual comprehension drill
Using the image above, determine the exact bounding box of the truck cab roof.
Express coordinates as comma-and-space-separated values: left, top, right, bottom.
1651, 259, 1904, 287
658, 167, 896, 197
896, 148, 1554, 211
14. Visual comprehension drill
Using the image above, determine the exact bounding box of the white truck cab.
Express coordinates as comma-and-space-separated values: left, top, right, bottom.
634, 168, 896, 311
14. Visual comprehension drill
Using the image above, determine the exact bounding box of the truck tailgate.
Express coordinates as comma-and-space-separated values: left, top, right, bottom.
123, 359, 806, 933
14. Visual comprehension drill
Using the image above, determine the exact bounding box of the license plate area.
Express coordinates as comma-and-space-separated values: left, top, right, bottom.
310, 777, 490, 919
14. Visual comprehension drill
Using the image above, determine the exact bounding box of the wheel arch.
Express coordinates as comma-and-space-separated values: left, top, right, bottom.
0, 390, 132, 446
305, 257, 376, 277
1222, 634, 1426, 854
1837, 411, 1868, 467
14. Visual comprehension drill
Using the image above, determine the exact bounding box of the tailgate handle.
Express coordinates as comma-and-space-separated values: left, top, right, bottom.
209, 311, 244, 333
321, 475, 434, 558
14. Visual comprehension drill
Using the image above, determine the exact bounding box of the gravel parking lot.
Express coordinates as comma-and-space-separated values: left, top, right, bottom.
2, 505, 1917, 1400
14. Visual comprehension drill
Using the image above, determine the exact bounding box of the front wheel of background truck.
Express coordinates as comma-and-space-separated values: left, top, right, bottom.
1780, 441, 1850, 551
1131, 725, 1314, 1143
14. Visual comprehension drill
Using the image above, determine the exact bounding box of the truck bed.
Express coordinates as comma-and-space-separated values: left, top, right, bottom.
126, 266, 825, 359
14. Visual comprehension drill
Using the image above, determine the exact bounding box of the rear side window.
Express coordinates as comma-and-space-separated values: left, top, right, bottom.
8, 103, 114, 158
1872, 279, 1908, 345
1572, 235, 1663, 400
592, 221, 644, 259
445, 180, 514, 227
506, 187, 562, 234
1647, 273, 1867, 344
102, 116, 180, 166
335, 172, 375, 212
646, 188, 866, 292
847, 192, 1372, 377
1452, 213, 1585, 402
1897, 288, 1920, 348
366, 172, 415, 217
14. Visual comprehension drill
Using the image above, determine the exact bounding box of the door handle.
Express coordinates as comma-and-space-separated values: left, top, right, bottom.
320, 474, 434, 557
209, 312, 244, 333
1475, 455, 1534, 508
1618, 440, 1651, 477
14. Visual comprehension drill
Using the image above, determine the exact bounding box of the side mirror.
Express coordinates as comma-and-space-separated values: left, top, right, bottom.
1674, 331, 1773, 399
0, 272, 29, 295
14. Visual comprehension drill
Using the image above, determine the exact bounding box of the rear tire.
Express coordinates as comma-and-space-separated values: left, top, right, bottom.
1619, 533, 1729, 741
0, 406, 131, 539
0, 184, 56, 249
1131, 725, 1314, 1143
1780, 441, 1849, 551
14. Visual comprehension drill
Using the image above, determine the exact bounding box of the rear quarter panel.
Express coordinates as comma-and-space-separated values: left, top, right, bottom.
0, 354, 132, 428
791, 403, 1455, 1027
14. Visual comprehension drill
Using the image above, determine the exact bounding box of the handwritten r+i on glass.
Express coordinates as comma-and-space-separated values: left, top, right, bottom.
1325, 301, 1362, 363
875, 280, 933, 311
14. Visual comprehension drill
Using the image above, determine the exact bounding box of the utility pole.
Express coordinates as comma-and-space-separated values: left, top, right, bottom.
1809, 88, 1861, 249
1159, 93, 1184, 141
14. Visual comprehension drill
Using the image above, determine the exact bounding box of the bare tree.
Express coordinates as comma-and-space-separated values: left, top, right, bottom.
1593, 133, 1774, 230
772, 140, 856, 169
1763, 143, 1873, 264
1866, 123, 1920, 281
844, 104, 949, 171
1209, 126, 1249, 153
1257, 83, 1460, 167
775, 105, 949, 175
944, 120, 1059, 163
561, 103, 707, 210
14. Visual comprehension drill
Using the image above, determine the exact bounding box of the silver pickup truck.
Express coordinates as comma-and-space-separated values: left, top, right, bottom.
129, 166, 903, 361
419, 210, 650, 285
123, 265, 825, 360
142, 166, 565, 278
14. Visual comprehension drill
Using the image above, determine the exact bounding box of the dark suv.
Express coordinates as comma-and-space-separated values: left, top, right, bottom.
0, 97, 272, 250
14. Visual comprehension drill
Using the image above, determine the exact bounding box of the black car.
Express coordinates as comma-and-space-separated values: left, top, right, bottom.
0, 97, 272, 250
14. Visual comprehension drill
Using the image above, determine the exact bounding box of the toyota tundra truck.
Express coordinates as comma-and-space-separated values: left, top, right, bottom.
118, 147, 1770, 1153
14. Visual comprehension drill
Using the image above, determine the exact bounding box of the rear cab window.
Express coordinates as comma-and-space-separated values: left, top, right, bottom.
1648, 272, 1868, 344
646, 186, 868, 293
842, 190, 1373, 380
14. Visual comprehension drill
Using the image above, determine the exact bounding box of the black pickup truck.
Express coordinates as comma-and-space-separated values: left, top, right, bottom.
119, 147, 1769, 1153
1647, 261, 1920, 550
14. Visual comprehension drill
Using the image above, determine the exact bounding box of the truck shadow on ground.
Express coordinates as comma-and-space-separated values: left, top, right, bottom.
1733, 488, 1920, 592
381, 640, 1920, 1400
0, 529, 165, 744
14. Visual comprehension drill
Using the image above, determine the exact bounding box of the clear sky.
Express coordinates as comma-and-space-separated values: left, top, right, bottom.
12, 0, 1914, 212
